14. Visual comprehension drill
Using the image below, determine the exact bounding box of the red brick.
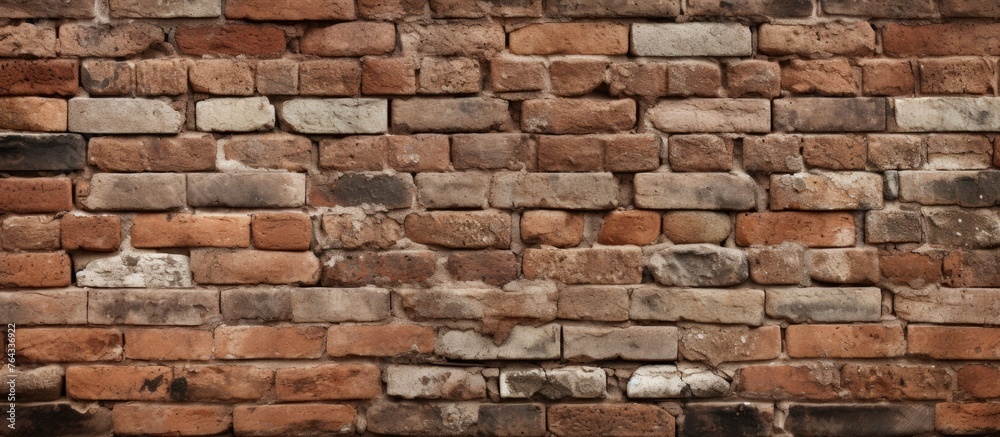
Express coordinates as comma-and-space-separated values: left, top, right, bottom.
520, 210, 584, 247
920, 57, 996, 95
418, 57, 481, 94
944, 250, 1000, 287
908, 325, 1000, 360
0, 59, 77, 96
522, 98, 636, 134
321, 251, 436, 287
0, 252, 71, 288
404, 210, 510, 249
0, 0, 94, 18
523, 247, 642, 285
667, 60, 722, 97
743, 134, 804, 173
759, 22, 876, 57
132, 214, 251, 248
252, 212, 312, 251
124, 329, 213, 361
787, 324, 906, 358
61, 215, 120, 252
431, 0, 541, 17
299, 59, 361, 96
942, 0, 1000, 16
446, 251, 518, 286
727, 60, 780, 98
841, 364, 953, 400
491, 55, 546, 92
802, 135, 866, 170
550, 58, 607, 96
112, 404, 231, 436
363, 57, 417, 95
275, 364, 382, 400
235, 404, 356, 436
67, 365, 173, 400
738, 365, 839, 400
256, 59, 298, 95
860, 59, 915, 96
18, 328, 122, 362
867, 134, 924, 169
226, 0, 355, 20
510, 23, 628, 55
1, 215, 59, 251
301, 22, 395, 57
222, 133, 312, 172
808, 248, 880, 285
189, 59, 254, 96
936, 403, 1000, 435
883, 23, 1000, 57
176, 365, 273, 402
605, 134, 660, 172
319, 136, 385, 170
400, 22, 505, 57
176, 24, 286, 56
736, 212, 856, 247
958, 365, 1000, 398
451, 133, 535, 171
136, 59, 188, 96
215, 325, 325, 359
537, 136, 603, 171
598, 210, 661, 245
58, 23, 163, 57
880, 251, 942, 288
680, 325, 781, 364
0, 97, 66, 131
358, 0, 424, 18
328, 324, 435, 357
81, 60, 134, 96
669, 135, 733, 171
608, 62, 667, 97
321, 213, 402, 250
88, 135, 216, 172
781, 59, 860, 96
548, 404, 675, 437
191, 249, 321, 285
387, 135, 450, 172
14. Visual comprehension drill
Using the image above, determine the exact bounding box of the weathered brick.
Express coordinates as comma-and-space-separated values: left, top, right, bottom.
861, 59, 915, 96
923, 208, 1000, 248
648, 244, 748, 287
148, 365, 271, 401
191, 249, 319, 285
367, 402, 544, 437
510, 23, 627, 55
309, 172, 414, 209
942, 0, 1000, 16
438, 324, 560, 360
785, 404, 934, 437
927, 134, 992, 170
0, 177, 72, 213
451, 133, 535, 170
132, 214, 249, 249
491, 172, 618, 209
135, 59, 187, 96
737, 365, 839, 400
727, 60, 781, 98
387, 365, 486, 400
124, 328, 212, 360
842, 364, 952, 400
358, 0, 425, 19
110, 0, 221, 17
221, 288, 291, 322
958, 365, 1000, 398
234, 404, 356, 436
0, 289, 86, 325
782, 59, 860, 96
550, 58, 607, 96
920, 58, 995, 95
626, 365, 729, 399
662, 211, 732, 244
196, 97, 275, 132
899, 170, 1000, 207
1, 134, 81, 174
256, 59, 298, 95
547, 0, 678, 16
904, 99, 1000, 134
680, 325, 781, 365
76, 253, 191, 288
419, 57, 481, 94
318, 136, 386, 171
880, 251, 943, 288
1, 215, 59, 251
558, 286, 629, 322
88, 134, 216, 172
68, 98, 184, 134
669, 135, 733, 172
809, 248, 880, 284
0, 0, 95, 17
363, 57, 417, 95
6, 403, 112, 437
668, 60, 723, 97
446, 251, 517, 286
13, 365, 63, 402
766, 287, 881, 323
80, 174, 185, 211
57, 23, 163, 57
649, 99, 770, 133
909, 325, 1000, 359
0, 252, 71, 288
774, 98, 886, 132
397, 285, 555, 323
770, 172, 883, 210
749, 244, 806, 285
299, 59, 361, 96
416, 173, 490, 209
548, 404, 675, 437
18, 328, 122, 362
321, 213, 402, 250
252, 212, 312, 251
291, 287, 390, 323
322, 251, 435, 286
867, 135, 924, 169
679, 404, 773, 437
81, 60, 134, 96
598, 210, 661, 245
188, 173, 305, 208
176, 24, 286, 56
405, 211, 510, 249
329, 324, 434, 357
89, 289, 218, 325
111, 404, 231, 436
608, 61, 668, 97
301, 22, 394, 56
523, 247, 642, 284
936, 403, 1000, 435
787, 324, 905, 358
216, 325, 325, 359
0, 59, 77, 96
896, 287, 1000, 324
281, 98, 387, 134
688, 0, 812, 17
633, 23, 751, 56
503, 366, 606, 400
564, 326, 677, 361
634, 172, 757, 210
631, 287, 764, 325
226, 0, 355, 20
222, 133, 312, 172
945, 250, 1000, 287
0, 98, 65, 132
522, 98, 634, 134
190, 59, 254, 96
760, 22, 876, 57
276, 364, 382, 400
430, 0, 542, 17
66, 365, 173, 401
520, 210, 584, 247
400, 23, 504, 58
867, 207, 925, 244
824, 0, 935, 16
490, 55, 546, 92
884, 23, 1000, 56
801, 135, 866, 170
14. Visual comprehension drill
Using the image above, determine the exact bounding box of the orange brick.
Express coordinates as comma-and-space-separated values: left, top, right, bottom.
958, 365, 1000, 398
491, 56, 546, 92
235, 404, 356, 436
738, 365, 839, 400
736, 212, 856, 247
18, 328, 122, 362
509, 23, 628, 55
321, 251, 436, 287
520, 210, 584, 248
299, 59, 361, 96
131, 214, 251, 248
67, 365, 173, 400
537, 136, 603, 172
275, 364, 382, 400
252, 212, 312, 251
387, 135, 450, 172
936, 403, 1000, 435
1, 215, 60, 251
112, 404, 231, 436
175, 365, 273, 402
191, 249, 321, 285
0, 177, 72, 213
215, 325, 325, 359
328, 324, 435, 357
550, 58, 607, 96
87, 135, 216, 172
189, 59, 254, 95
0, 252, 71, 288
908, 326, 1000, 360
125, 329, 213, 361
787, 324, 905, 358
884, 23, 1000, 57
61, 215, 121, 252
841, 364, 953, 400
363, 57, 417, 95
597, 210, 661, 245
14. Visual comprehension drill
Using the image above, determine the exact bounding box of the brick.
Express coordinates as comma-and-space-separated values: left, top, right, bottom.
0, 98, 65, 132
0, 0, 94, 17
438, 324, 560, 360
924, 207, 1000, 248
318, 136, 387, 170
884, 23, 1000, 56
550, 58, 607, 96
607, 134, 661, 172
787, 324, 905, 358
760, 22, 875, 57
112, 404, 231, 436
18, 328, 121, 362
176, 24, 286, 56
523, 247, 642, 284
598, 210, 660, 245
358, 0, 424, 18
491, 172, 618, 209
301, 22, 394, 56
0, 289, 86, 325
547, 0, 678, 16
669, 135, 733, 171
394, 97, 512, 133
880, 251, 943, 288
749, 244, 806, 285
135, 59, 188, 96
897, 287, 1000, 324
76, 253, 191, 288
958, 365, 1000, 398
66, 365, 173, 401
15, 365, 63, 402
388, 135, 451, 171
503, 366, 606, 400
187, 173, 305, 208
132, 214, 249, 249
491, 55, 546, 92
452, 133, 535, 170
633, 23, 751, 56
650, 98, 770, 133
89, 289, 217, 325
1, 215, 59, 251
191, 249, 319, 285
197, 97, 275, 132
111, 0, 220, 17
564, 326, 677, 361
447, 251, 517, 286
537, 136, 603, 171
648, 244, 747, 287
176, 363, 265, 401
216, 325, 325, 360
0, 59, 77, 96
6, 403, 112, 436
767, 287, 881, 323
69, 98, 184, 134
626, 365, 729, 399
222, 133, 312, 172
88, 134, 216, 172
861, 59, 915, 96
743, 134, 805, 173
522, 98, 635, 134
866, 210, 922, 244
322, 251, 435, 286
276, 364, 381, 400
226, 0, 354, 19
737, 365, 839, 400
430, 0, 542, 17
281, 98, 388, 134
404, 211, 510, 249
520, 210, 584, 247
557, 286, 629, 321
0, 252, 70, 288
785, 404, 934, 437
808, 248, 880, 284
309, 172, 414, 209
221, 288, 291, 322
936, 403, 1000, 435
841, 364, 952, 401
400, 23, 504, 58
367, 402, 544, 437
867, 135, 924, 169
770, 172, 883, 210
124, 329, 212, 360
549, 404, 674, 437
608, 62, 667, 97
680, 404, 773, 437
942, 0, 1000, 16
252, 212, 311, 251
190, 59, 254, 96
680, 325, 781, 365
688, 0, 812, 17
774, 97, 886, 132
234, 404, 355, 436
419, 57, 481, 94
634, 172, 757, 210
898, 171, 1000, 206
927, 134, 993, 169
321, 213, 402, 250
416, 173, 491, 209
363, 57, 416, 95
909, 325, 1000, 359
509, 23, 627, 55
291, 287, 390, 323
782, 59, 860, 96
387, 365, 486, 400
727, 60, 781, 98
801, 135, 866, 170
256, 59, 297, 95
299, 59, 361, 96
81, 60, 134, 96
631, 287, 764, 325
0, 177, 71, 213
329, 324, 434, 357
945, 250, 1000, 287
662, 211, 732, 244
57, 23, 163, 57
920, 58, 995, 95
397, 285, 556, 322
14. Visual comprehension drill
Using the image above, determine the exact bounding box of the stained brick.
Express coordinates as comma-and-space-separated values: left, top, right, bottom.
275, 364, 381, 400
176, 24, 286, 56
0, 59, 78, 96
321, 251, 436, 287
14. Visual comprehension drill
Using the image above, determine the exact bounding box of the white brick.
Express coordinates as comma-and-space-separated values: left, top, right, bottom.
279, 98, 388, 134
563, 326, 678, 361
436, 324, 561, 360
648, 99, 770, 133
68, 98, 183, 134
385, 365, 486, 400
76, 253, 192, 288
196, 97, 275, 132
632, 23, 752, 57
634, 172, 757, 210
631, 287, 764, 325
81, 173, 186, 211
490, 172, 619, 209
895, 97, 1000, 132
766, 287, 882, 323
627, 365, 729, 399
500, 366, 606, 399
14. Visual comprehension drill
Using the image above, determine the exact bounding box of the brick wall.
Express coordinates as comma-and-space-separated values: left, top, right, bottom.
2, 0, 1000, 435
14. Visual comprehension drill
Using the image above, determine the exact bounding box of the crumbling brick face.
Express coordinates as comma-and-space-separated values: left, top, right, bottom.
1, 1, 998, 436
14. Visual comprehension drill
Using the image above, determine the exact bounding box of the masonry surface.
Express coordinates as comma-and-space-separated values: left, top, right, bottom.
2, 0, 1000, 436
